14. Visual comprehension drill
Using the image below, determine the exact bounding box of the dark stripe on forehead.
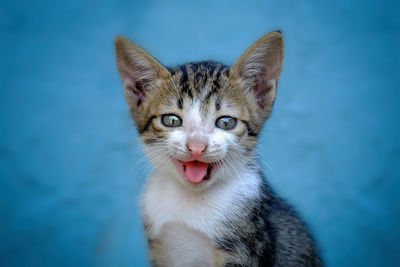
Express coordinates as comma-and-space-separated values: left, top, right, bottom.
178, 65, 187, 81
206, 61, 217, 76
204, 65, 225, 102
139, 115, 157, 134
205, 87, 217, 102
190, 63, 198, 73
213, 69, 221, 89
177, 97, 183, 109
173, 61, 230, 101
224, 68, 230, 76
215, 99, 221, 110
241, 120, 258, 137
195, 71, 204, 88
179, 65, 193, 99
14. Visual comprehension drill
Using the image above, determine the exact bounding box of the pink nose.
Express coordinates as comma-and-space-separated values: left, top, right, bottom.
187, 143, 207, 157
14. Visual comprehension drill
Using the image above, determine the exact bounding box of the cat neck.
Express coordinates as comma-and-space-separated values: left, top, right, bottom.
142, 160, 262, 237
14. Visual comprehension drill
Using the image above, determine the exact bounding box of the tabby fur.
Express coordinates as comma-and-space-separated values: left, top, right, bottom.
115, 31, 322, 266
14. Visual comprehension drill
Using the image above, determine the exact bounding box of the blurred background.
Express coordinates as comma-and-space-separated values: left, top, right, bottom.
1, 0, 399, 266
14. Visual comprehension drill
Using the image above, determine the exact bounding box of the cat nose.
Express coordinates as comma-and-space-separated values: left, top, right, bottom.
186, 142, 207, 158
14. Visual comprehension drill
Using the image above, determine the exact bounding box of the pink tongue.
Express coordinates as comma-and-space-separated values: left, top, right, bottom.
184, 161, 209, 183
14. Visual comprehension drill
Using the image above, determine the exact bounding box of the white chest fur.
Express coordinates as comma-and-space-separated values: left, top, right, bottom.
141, 165, 261, 240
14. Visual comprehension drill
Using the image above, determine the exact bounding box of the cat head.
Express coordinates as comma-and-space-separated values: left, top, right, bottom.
115, 32, 283, 189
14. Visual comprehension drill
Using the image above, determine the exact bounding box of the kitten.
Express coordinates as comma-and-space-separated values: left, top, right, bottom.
115, 32, 322, 266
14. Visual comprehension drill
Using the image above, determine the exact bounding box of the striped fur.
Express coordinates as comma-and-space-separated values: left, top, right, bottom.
115, 32, 322, 266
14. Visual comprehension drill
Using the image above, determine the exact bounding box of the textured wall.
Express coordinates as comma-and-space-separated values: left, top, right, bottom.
1, 0, 399, 266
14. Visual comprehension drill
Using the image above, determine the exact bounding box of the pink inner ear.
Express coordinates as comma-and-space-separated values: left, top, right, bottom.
127, 82, 146, 107
253, 79, 272, 109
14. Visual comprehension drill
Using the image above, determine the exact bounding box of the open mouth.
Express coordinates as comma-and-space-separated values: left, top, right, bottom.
172, 159, 215, 184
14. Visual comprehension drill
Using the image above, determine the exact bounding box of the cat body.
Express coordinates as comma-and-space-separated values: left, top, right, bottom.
115, 32, 322, 266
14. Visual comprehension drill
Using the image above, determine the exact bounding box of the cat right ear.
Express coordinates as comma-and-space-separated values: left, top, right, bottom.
115, 36, 171, 108
231, 32, 284, 113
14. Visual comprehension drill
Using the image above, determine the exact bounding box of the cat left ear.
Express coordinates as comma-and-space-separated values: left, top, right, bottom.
231, 32, 284, 111
115, 36, 171, 109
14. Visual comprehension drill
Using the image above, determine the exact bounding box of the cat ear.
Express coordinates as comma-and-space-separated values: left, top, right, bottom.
231, 31, 284, 110
115, 36, 171, 108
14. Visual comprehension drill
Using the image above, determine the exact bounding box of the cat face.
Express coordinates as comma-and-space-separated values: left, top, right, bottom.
115, 32, 283, 189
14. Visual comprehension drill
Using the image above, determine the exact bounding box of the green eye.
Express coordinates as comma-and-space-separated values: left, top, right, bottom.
161, 114, 182, 127
216, 116, 237, 130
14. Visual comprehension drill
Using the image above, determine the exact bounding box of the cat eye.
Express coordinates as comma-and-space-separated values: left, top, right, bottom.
215, 116, 237, 130
161, 114, 182, 127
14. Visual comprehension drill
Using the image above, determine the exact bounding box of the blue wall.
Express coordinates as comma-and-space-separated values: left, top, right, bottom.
1, 0, 399, 266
